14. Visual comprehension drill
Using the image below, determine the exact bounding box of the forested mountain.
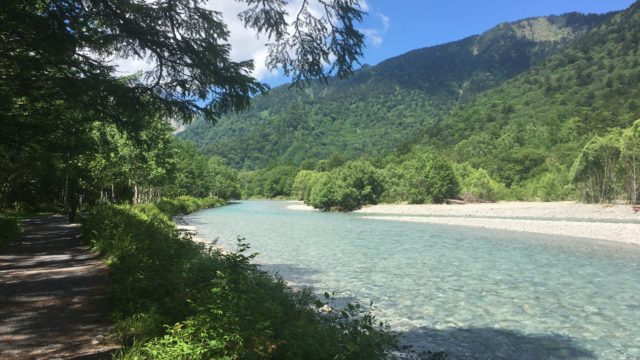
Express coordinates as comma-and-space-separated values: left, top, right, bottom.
181, 12, 612, 169
423, 1, 640, 187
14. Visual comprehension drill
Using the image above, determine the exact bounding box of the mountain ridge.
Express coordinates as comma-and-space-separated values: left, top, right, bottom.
180, 11, 616, 169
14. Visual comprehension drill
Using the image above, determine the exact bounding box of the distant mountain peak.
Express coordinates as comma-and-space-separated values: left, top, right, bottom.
510, 16, 576, 42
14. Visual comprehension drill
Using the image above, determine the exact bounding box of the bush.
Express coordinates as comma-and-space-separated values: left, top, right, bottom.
522, 169, 575, 201
155, 196, 224, 216
306, 161, 384, 211
83, 204, 215, 342
400, 153, 460, 204
291, 170, 319, 200
83, 203, 396, 358
454, 164, 507, 202
571, 132, 621, 203
0, 214, 21, 249
379, 164, 405, 203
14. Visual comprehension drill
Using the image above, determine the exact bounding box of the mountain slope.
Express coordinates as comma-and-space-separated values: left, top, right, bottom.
180, 12, 612, 169
423, 1, 640, 186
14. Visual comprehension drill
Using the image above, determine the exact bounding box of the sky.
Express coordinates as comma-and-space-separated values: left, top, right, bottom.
357, 0, 636, 69
113, 0, 636, 87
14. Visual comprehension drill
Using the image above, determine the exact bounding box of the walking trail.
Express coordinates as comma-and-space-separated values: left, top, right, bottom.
0, 215, 117, 359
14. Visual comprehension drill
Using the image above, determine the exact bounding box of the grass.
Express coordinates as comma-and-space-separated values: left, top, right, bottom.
83, 200, 395, 359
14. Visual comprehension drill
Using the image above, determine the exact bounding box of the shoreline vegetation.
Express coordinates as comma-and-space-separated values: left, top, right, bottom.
286, 201, 640, 245
82, 196, 397, 359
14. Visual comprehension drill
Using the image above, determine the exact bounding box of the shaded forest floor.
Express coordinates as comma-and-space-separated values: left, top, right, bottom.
0, 215, 117, 359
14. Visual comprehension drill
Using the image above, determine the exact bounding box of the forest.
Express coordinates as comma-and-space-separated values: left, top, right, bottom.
183, 2, 640, 210
2, 0, 640, 359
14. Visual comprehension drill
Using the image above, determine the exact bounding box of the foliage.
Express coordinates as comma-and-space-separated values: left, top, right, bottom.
454, 164, 507, 202
427, 4, 640, 190
306, 161, 384, 211
180, 12, 611, 169
399, 154, 460, 204
620, 119, 640, 203
570, 120, 640, 203
166, 140, 241, 200
291, 170, 319, 200
179, 4, 640, 206
0, 214, 21, 249
155, 196, 225, 217
521, 163, 575, 201
571, 132, 622, 203
0, 0, 366, 213
240, 166, 299, 199
83, 203, 396, 358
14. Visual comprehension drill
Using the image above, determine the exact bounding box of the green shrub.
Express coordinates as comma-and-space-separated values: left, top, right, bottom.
306, 161, 384, 211
400, 153, 460, 204
291, 170, 319, 200
307, 173, 360, 211
83, 204, 396, 358
0, 214, 21, 249
379, 163, 405, 203
83, 203, 214, 342
454, 164, 507, 202
155, 196, 224, 216
523, 170, 575, 201
142, 242, 394, 359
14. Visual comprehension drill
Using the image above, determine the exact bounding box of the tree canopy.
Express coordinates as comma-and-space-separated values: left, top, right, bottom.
0, 0, 367, 212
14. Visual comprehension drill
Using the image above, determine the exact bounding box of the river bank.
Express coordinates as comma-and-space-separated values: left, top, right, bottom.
286, 201, 640, 245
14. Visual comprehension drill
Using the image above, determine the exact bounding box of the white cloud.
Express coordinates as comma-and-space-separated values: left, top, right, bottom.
359, 0, 370, 12
378, 12, 390, 32
110, 1, 375, 81
359, 8, 390, 48
361, 28, 384, 47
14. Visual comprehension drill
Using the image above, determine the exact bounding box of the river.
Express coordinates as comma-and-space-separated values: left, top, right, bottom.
185, 200, 640, 359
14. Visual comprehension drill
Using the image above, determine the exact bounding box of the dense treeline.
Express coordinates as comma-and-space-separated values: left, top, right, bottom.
422, 2, 640, 198
0, 115, 240, 214
571, 120, 640, 203
241, 152, 467, 211
240, 119, 640, 210
84, 202, 395, 359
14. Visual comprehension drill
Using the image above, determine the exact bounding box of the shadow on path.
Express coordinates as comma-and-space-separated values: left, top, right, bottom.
0, 215, 117, 359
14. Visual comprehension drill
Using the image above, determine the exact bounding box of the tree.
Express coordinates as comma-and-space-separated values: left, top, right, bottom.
292, 170, 319, 200
0, 0, 366, 211
620, 119, 640, 203
400, 153, 459, 204
454, 163, 506, 202
1, 0, 366, 126
306, 160, 383, 211
205, 157, 241, 200
571, 133, 621, 203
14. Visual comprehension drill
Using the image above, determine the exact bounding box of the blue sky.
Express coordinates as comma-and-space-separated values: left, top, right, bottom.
264, 0, 636, 87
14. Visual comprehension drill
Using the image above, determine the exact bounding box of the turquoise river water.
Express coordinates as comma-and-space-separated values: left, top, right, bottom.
185, 201, 640, 359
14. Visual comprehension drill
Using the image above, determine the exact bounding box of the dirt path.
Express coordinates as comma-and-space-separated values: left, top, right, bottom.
0, 215, 117, 359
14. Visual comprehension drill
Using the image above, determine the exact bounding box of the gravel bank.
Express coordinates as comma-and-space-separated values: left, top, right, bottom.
286, 201, 640, 245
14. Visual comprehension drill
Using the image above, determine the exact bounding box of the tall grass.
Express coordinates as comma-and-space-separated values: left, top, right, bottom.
83, 202, 395, 359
